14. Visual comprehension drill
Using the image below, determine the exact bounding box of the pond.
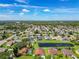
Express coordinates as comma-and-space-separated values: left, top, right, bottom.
38, 43, 74, 47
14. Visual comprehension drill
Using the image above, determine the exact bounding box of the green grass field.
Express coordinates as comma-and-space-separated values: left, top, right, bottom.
16, 56, 33, 59
38, 40, 72, 43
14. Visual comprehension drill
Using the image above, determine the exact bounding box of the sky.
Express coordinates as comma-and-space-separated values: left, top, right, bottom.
0, 0, 79, 21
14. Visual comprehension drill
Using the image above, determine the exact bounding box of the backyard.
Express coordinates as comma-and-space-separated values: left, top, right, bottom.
15, 39, 79, 59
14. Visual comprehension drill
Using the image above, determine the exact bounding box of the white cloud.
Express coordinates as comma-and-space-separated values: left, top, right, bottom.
22, 5, 47, 8
43, 9, 51, 12
0, 14, 20, 20
22, 9, 30, 12
0, 4, 12, 7
52, 8, 79, 13
0, 3, 47, 9
15, 0, 26, 3
19, 12, 24, 16
19, 9, 30, 16
43, 8, 79, 14
9, 10, 15, 13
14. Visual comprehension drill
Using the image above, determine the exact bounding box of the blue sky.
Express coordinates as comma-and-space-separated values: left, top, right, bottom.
0, 0, 79, 21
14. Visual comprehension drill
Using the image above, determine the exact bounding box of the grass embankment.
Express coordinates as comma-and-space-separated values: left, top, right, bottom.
16, 56, 33, 59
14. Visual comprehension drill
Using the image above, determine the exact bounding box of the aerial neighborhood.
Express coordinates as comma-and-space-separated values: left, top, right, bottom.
0, 21, 79, 59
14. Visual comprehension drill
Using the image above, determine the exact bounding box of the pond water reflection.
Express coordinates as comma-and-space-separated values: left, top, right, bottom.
38, 43, 74, 47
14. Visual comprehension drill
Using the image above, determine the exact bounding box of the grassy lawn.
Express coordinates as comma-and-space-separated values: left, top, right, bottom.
73, 45, 79, 58
38, 40, 73, 44
16, 56, 33, 59
74, 45, 79, 50
15, 55, 73, 59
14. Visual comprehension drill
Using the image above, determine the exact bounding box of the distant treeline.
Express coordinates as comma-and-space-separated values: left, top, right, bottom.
0, 21, 79, 26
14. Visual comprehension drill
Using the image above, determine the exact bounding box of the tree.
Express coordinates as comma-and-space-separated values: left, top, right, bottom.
0, 51, 10, 59
34, 30, 39, 34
